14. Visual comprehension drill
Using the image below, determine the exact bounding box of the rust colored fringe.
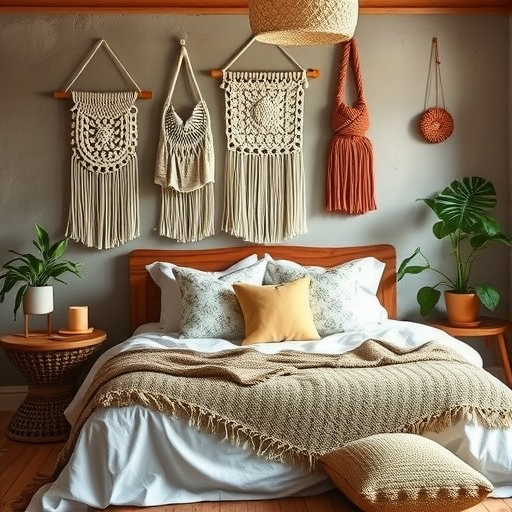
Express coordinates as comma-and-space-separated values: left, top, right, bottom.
11, 472, 54, 512
326, 134, 376, 215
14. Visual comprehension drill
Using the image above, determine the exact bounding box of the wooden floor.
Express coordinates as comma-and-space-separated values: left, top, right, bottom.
1, 412, 511, 512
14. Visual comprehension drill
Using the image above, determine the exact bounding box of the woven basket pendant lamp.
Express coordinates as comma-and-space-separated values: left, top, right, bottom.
249, 0, 359, 46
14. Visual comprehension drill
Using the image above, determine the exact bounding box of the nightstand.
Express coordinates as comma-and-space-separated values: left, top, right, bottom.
429, 317, 512, 387
0, 329, 106, 442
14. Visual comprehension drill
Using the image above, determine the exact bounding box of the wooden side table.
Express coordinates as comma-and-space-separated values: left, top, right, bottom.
0, 329, 106, 443
429, 317, 512, 387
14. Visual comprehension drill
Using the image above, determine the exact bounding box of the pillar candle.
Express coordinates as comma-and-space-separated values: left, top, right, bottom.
68, 306, 88, 331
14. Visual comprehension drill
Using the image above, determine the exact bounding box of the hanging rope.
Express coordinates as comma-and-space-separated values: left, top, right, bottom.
326, 39, 376, 215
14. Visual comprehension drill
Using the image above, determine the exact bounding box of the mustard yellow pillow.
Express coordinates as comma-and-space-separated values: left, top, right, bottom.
233, 276, 320, 345
319, 433, 493, 512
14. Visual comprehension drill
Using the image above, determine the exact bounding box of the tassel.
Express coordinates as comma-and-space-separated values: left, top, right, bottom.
326, 134, 376, 214
326, 39, 376, 215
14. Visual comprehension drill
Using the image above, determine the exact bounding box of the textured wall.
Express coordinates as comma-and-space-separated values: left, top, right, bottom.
0, 13, 509, 384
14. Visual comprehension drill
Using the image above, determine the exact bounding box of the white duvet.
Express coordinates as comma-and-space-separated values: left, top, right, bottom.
27, 320, 512, 511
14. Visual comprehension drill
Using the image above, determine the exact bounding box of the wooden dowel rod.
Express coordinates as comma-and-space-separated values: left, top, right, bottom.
209, 68, 320, 78
53, 90, 153, 99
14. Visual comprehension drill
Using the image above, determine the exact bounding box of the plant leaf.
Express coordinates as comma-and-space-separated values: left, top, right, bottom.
34, 223, 50, 258
48, 239, 68, 260
435, 176, 497, 234
432, 220, 452, 239
474, 285, 500, 311
417, 286, 441, 316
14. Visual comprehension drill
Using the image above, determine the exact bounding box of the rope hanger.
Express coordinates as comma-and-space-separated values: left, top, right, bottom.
209, 36, 320, 78
53, 39, 152, 100
424, 37, 446, 111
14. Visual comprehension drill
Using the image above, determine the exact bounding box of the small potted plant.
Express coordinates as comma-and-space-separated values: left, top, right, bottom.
397, 176, 512, 325
0, 223, 82, 320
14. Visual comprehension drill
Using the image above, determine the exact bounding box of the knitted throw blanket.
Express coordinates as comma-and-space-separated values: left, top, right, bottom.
66, 91, 140, 250
51, 339, 512, 480
221, 70, 308, 244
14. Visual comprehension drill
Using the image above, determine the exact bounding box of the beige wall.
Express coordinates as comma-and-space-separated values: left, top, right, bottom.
0, 13, 509, 385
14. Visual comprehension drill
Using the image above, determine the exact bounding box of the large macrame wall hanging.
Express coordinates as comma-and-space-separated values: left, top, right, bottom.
154, 40, 215, 243
56, 39, 150, 250
220, 37, 309, 244
326, 39, 376, 215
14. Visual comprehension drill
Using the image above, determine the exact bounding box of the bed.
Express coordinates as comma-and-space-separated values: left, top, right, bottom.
25, 244, 512, 512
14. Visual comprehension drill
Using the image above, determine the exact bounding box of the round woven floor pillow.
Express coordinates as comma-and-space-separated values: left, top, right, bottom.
419, 107, 454, 143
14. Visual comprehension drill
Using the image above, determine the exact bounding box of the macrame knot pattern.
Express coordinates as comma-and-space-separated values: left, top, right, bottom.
225, 71, 306, 156
332, 100, 370, 137
71, 92, 138, 174
158, 101, 213, 192
221, 70, 308, 244
66, 91, 140, 250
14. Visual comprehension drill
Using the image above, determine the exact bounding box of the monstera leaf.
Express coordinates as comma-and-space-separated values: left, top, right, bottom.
423, 176, 500, 238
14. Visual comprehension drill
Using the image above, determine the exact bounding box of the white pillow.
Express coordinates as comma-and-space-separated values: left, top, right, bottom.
173, 259, 268, 339
146, 254, 258, 332
264, 257, 387, 335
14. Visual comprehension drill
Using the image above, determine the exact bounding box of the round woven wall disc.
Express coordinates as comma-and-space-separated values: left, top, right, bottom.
419, 107, 454, 144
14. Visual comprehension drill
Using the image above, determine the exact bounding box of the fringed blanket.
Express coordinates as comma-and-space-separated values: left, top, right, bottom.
53, 339, 512, 477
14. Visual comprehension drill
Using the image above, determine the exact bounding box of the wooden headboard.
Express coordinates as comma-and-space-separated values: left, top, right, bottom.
129, 244, 397, 332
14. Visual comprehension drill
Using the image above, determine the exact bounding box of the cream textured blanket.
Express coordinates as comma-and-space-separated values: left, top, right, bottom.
55, 340, 512, 475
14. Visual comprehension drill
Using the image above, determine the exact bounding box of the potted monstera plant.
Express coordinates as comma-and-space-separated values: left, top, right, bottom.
397, 176, 512, 326
0, 223, 82, 320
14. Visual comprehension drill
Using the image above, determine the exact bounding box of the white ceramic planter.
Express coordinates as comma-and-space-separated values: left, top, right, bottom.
23, 286, 54, 315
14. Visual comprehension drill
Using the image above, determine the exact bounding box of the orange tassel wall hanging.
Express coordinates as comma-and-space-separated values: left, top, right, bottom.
326, 39, 376, 215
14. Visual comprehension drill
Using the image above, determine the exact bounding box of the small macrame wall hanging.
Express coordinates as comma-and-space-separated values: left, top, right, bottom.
154, 40, 215, 243
219, 37, 311, 244
419, 37, 454, 144
326, 39, 376, 215
54, 39, 151, 250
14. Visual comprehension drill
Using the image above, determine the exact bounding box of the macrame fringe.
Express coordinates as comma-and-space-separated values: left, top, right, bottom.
99, 392, 512, 473
326, 134, 376, 215
66, 155, 140, 249
98, 390, 317, 471
222, 150, 307, 243
159, 183, 215, 243
402, 405, 512, 436
23, 389, 512, 510
10, 472, 53, 512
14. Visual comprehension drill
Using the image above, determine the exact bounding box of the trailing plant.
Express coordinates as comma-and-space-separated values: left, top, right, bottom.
397, 176, 512, 316
0, 224, 82, 319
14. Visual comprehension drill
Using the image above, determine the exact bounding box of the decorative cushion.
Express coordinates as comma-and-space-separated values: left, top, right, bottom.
146, 254, 258, 332
319, 433, 493, 512
265, 257, 387, 336
173, 259, 267, 340
233, 277, 320, 345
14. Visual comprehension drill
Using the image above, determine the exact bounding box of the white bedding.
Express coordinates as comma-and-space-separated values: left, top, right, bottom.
27, 320, 512, 511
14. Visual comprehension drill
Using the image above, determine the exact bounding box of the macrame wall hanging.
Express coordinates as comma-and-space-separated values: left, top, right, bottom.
219, 37, 311, 244
154, 40, 215, 243
326, 38, 376, 216
419, 37, 454, 144
54, 39, 151, 250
